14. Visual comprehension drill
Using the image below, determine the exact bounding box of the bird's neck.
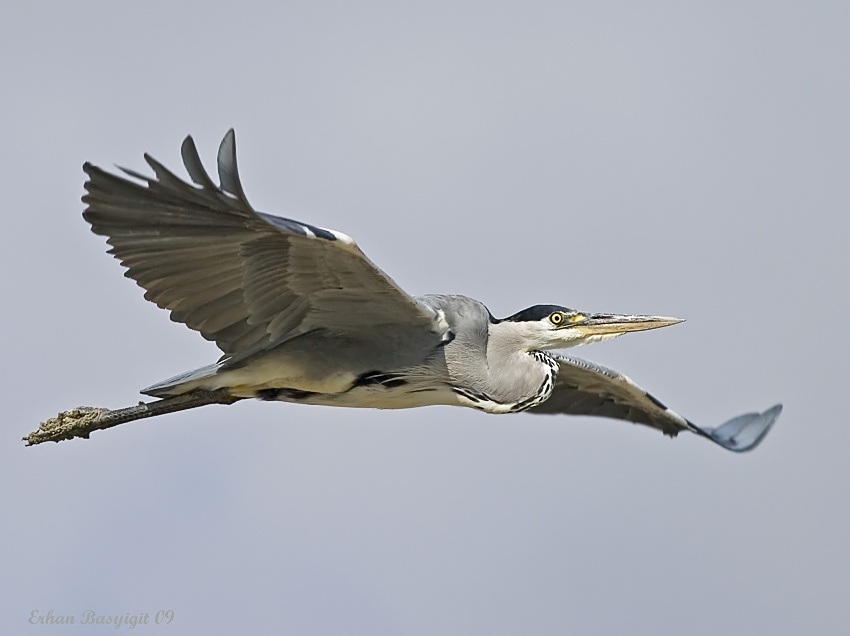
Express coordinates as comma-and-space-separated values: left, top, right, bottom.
481, 333, 558, 405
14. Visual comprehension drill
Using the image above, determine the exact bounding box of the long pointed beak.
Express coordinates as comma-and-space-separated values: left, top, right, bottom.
573, 313, 684, 337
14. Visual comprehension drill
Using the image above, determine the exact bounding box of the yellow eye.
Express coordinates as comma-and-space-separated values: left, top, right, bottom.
549, 312, 564, 325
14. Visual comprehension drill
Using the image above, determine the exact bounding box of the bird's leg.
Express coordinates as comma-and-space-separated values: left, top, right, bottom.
24, 389, 243, 446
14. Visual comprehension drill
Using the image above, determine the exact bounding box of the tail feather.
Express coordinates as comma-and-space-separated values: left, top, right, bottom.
142, 362, 223, 397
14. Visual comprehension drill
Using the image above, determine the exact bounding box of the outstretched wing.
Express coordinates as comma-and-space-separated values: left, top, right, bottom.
528, 354, 781, 452
83, 130, 442, 357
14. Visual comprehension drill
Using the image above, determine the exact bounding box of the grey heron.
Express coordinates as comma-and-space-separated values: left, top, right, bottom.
25, 130, 782, 449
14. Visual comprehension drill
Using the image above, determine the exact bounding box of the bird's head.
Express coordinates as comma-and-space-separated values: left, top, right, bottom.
494, 304, 684, 351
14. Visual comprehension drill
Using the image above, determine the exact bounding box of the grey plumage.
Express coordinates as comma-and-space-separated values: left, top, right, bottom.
32, 130, 781, 451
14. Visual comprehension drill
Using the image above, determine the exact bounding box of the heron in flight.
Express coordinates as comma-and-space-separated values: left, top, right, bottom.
26, 131, 781, 449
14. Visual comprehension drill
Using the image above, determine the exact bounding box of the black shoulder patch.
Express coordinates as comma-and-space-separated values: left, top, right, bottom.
645, 392, 668, 411
256, 211, 339, 241
256, 388, 318, 401
352, 371, 408, 389
503, 304, 573, 322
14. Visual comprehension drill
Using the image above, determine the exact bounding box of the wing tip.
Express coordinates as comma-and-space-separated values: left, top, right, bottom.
217, 128, 237, 164
180, 134, 196, 156
698, 403, 783, 453
216, 128, 250, 206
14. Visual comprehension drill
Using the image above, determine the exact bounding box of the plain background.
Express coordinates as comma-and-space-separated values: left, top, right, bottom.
2, 1, 849, 634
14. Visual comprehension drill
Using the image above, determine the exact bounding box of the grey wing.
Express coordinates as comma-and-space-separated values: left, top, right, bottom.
82, 130, 443, 357
528, 354, 781, 452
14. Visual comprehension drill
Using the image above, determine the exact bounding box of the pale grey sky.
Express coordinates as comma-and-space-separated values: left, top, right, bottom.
3, 1, 849, 634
